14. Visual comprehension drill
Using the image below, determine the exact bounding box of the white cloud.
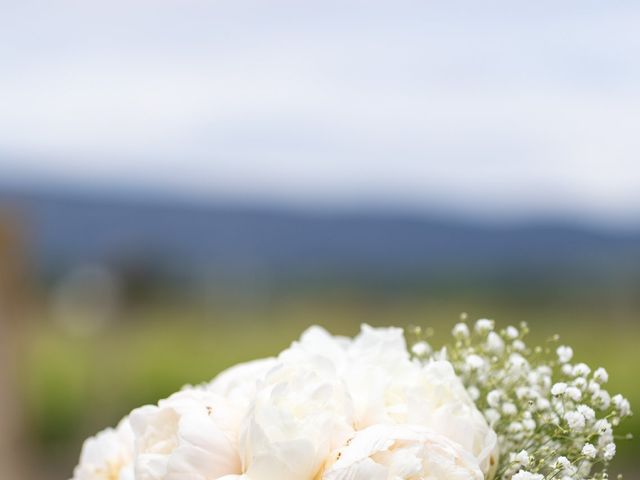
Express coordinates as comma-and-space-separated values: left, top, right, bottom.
1, 0, 639, 225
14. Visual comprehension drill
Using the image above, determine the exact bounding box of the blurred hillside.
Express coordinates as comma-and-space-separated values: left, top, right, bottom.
2, 186, 639, 307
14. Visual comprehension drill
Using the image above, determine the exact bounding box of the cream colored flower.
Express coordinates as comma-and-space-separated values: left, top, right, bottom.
130, 387, 242, 480
70, 417, 134, 480
279, 324, 498, 476
207, 357, 278, 410
236, 352, 356, 480
403, 360, 498, 475
322, 424, 484, 480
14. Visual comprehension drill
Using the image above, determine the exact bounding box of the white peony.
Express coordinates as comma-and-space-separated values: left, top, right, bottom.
286, 324, 417, 427
70, 417, 134, 480
322, 423, 484, 480
73, 324, 499, 480
129, 387, 243, 480
235, 350, 356, 480
403, 360, 498, 475
288, 324, 498, 475
207, 357, 278, 409
342, 325, 418, 428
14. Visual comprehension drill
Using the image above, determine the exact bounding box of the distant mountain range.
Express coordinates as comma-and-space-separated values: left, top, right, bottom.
1, 187, 639, 291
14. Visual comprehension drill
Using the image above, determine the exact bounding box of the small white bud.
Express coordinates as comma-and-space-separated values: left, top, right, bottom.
565, 386, 582, 402
582, 443, 597, 459
593, 367, 609, 383
452, 323, 470, 338
487, 389, 502, 408
505, 326, 519, 339
502, 402, 517, 416
564, 411, 586, 431
577, 404, 595, 421
514, 450, 530, 466
603, 442, 616, 461
551, 382, 567, 396
411, 341, 430, 356
573, 363, 591, 377
556, 345, 573, 363
475, 318, 494, 334
486, 332, 504, 353
612, 394, 631, 417
466, 354, 485, 370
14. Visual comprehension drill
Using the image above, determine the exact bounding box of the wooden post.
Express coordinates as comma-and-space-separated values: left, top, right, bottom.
0, 209, 31, 479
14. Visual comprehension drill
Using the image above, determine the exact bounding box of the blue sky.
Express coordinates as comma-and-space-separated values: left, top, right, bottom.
1, 1, 639, 225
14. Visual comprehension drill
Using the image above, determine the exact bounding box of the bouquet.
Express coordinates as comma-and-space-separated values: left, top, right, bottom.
71, 319, 632, 480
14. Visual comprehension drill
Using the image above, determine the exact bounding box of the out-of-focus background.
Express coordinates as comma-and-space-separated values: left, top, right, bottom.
1, 1, 639, 478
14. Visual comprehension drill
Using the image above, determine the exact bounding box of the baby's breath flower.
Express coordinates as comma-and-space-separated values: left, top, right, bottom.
523, 418, 536, 431
594, 419, 612, 436
486, 390, 501, 409
612, 394, 631, 417
573, 363, 591, 377
513, 470, 544, 480
487, 332, 505, 353
582, 443, 597, 459
508, 353, 528, 370
603, 443, 616, 461
593, 367, 609, 384
588, 380, 600, 394
577, 404, 595, 422
565, 386, 582, 402
508, 421, 523, 433
411, 340, 430, 356
466, 354, 485, 370
572, 377, 587, 390
515, 386, 530, 400
485, 408, 500, 426
506, 326, 519, 339
551, 382, 567, 396
536, 397, 550, 411
452, 322, 470, 339
475, 318, 494, 334
564, 411, 586, 431
514, 450, 530, 466
555, 456, 571, 470
412, 319, 631, 480
592, 389, 611, 410
502, 402, 518, 416
557, 346, 573, 363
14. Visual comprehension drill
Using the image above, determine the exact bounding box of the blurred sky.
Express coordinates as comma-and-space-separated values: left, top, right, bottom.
1, 0, 639, 226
